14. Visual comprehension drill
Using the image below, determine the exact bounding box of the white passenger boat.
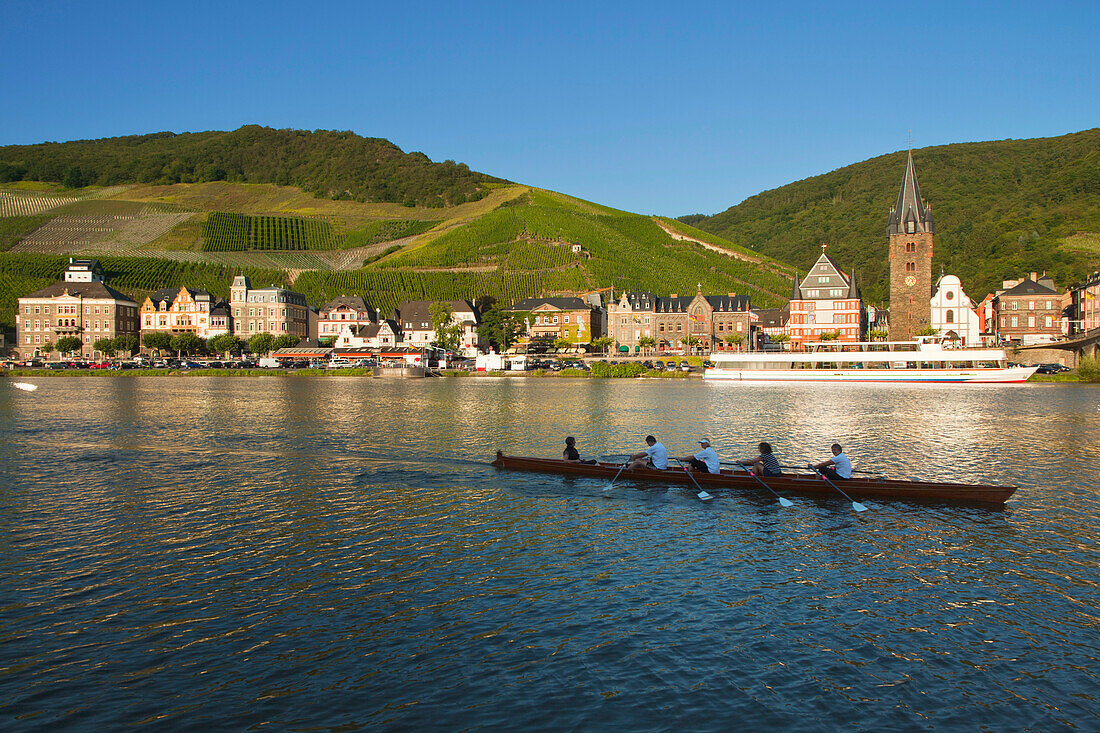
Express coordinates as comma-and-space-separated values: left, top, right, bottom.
704, 338, 1037, 383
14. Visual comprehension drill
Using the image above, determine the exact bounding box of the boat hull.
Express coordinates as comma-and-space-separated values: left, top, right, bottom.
491, 452, 1016, 506
703, 366, 1036, 383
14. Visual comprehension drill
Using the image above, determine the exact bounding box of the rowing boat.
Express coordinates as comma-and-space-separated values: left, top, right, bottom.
491, 451, 1016, 506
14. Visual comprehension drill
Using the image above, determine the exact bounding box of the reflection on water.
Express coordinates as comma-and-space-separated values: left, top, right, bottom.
0, 377, 1098, 730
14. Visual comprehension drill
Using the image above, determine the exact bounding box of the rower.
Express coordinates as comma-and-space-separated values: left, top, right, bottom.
563, 436, 581, 463
808, 443, 852, 480
736, 442, 783, 477
677, 438, 720, 474
628, 435, 668, 471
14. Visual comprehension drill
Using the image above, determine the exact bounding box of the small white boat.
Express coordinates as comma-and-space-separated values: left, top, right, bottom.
704, 337, 1037, 384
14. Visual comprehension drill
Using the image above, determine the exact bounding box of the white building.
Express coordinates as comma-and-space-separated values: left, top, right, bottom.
334, 320, 400, 349
930, 274, 980, 346
318, 295, 376, 341
394, 300, 483, 357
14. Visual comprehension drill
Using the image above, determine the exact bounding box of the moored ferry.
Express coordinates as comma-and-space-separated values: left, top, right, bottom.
704, 337, 1037, 383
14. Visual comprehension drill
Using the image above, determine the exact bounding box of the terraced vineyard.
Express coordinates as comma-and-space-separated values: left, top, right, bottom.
387, 189, 793, 304
0, 191, 83, 217
201, 212, 337, 251
12, 213, 195, 253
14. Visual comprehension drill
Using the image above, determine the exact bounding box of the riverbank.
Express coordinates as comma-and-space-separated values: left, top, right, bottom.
4, 368, 701, 379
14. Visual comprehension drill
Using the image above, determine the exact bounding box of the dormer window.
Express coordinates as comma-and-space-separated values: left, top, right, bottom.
907, 221, 916, 234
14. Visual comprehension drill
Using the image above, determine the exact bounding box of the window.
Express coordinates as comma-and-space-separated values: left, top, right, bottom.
906, 242, 916, 252
1045, 315, 1053, 328
945, 291, 954, 301
1000, 317, 1006, 327
1011, 316, 1018, 327
907, 221, 916, 234
906, 262, 916, 272
1011, 302, 1018, 310
1028, 301, 1035, 310
1028, 316, 1035, 328
946, 310, 954, 324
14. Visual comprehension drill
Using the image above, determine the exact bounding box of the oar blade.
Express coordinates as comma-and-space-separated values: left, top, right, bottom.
697, 491, 714, 502
778, 496, 794, 508
852, 501, 869, 512
11, 382, 37, 392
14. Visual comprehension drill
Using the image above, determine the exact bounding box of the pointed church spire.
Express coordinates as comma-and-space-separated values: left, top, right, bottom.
887, 150, 934, 235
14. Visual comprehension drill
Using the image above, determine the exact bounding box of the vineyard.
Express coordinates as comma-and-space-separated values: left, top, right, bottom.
0, 191, 83, 217
11, 213, 196, 254
385, 189, 793, 304
201, 212, 337, 251
200, 212, 437, 252
293, 269, 590, 317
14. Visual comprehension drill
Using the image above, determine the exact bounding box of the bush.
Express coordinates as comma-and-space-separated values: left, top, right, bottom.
1077, 356, 1100, 382
589, 361, 647, 378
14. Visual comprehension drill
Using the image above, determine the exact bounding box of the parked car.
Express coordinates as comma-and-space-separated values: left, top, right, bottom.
1036, 363, 1070, 374
45, 362, 69, 370
89, 362, 111, 369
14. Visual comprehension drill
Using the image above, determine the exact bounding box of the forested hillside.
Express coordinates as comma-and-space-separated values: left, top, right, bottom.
683, 129, 1100, 303
0, 126, 499, 208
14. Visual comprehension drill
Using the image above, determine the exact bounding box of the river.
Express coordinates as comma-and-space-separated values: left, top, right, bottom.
1, 377, 1098, 730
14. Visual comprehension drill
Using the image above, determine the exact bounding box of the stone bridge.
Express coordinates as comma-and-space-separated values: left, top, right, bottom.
1011, 327, 1100, 368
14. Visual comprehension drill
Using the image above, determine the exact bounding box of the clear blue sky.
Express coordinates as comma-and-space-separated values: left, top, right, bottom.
2, 1, 1097, 216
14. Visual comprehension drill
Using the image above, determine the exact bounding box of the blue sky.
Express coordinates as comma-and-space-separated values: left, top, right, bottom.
2, 1, 1097, 216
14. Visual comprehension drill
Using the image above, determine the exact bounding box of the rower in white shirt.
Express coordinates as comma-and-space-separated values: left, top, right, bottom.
628, 435, 668, 471
809, 443, 852, 480
677, 438, 720, 474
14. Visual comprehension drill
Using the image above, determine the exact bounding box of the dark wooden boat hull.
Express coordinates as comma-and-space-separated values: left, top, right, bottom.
491, 451, 1016, 506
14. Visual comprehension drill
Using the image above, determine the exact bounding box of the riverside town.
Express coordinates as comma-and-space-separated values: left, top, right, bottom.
6, 155, 1100, 378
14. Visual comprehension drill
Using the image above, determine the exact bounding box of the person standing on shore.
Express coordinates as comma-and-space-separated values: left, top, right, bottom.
628, 435, 668, 471
677, 439, 720, 473
809, 443, 852, 480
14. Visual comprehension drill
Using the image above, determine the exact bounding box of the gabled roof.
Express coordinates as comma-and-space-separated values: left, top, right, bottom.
751, 308, 787, 328
507, 296, 591, 312
394, 300, 476, 326
617, 292, 658, 311
793, 252, 856, 300
1000, 278, 1060, 297
321, 295, 372, 314
24, 281, 136, 303
887, 150, 934, 235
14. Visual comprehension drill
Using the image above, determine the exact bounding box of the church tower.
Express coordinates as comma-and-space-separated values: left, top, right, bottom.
888, 151, 935, 340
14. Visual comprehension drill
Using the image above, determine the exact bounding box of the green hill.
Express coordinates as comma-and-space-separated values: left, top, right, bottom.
0, 176, 792, 331
683, 129, 1100, 303
0, 125, 499, 208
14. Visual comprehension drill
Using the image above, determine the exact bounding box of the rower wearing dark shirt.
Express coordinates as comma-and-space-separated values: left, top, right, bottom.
563, 436, 581, 463
736, 441, 783, 477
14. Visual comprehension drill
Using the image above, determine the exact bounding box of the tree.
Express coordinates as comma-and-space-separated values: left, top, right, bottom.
209, 332, 242, 357
818, 331, 841, 341
430, 301, 463, 352
591, 336, 613, 354
477, 307, 521, 352
143, 331, 172, 355
685, 335, 700, 353
638, 335, 656, 354
113, 335, 138, 356
248, 332, 275, 356
55, 336, 83, 356
474, 294, 497, 313
554, 337, 572, 350
272, 334, 298, 351
170, 332, 204, 357
93, 338, 116, 357
41, 339, 54, 357
727, 333, 744, 351
917, 327, 939, 337
868, 329, 888, 342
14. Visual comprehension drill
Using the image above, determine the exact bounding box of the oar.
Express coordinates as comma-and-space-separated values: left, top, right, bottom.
674, 459, 713, 502
781, 464, 882, 478
721, 461, 794, 507
602, 460, 631, 495
807, 465, 868, 512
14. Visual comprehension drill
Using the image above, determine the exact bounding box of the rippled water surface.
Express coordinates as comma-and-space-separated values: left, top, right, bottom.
1, 376, 1098, 730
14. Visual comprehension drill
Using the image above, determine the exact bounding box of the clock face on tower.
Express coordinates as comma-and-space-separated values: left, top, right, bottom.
904, 275, 916, 287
